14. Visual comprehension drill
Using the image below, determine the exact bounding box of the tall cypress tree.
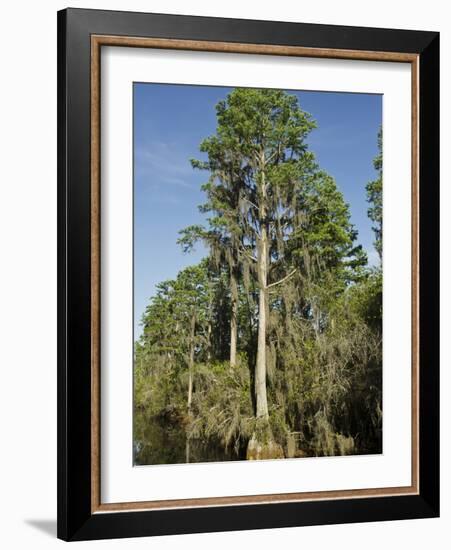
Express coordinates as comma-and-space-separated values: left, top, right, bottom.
186, 88, 366, 458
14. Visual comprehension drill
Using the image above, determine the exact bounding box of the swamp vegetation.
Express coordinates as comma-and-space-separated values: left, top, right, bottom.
134, 88, 383, 465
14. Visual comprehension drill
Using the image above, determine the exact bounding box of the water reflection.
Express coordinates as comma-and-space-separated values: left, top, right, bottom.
134, 410, 245, 465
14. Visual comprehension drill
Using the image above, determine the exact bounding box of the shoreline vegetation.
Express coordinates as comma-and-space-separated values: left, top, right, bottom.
134, 88, 383, 465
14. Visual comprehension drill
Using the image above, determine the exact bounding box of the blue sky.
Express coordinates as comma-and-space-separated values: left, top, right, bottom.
134, 83, 382, 339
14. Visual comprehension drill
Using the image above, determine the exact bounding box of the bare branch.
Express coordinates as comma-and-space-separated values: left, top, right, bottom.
266, 268, 297, 290
239, 247, 258, 263
266, 143, 282, 164
241, 197, 259, 210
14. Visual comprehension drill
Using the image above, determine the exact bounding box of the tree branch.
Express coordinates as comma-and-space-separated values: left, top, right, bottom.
266, 268, 297, 290
239, 247, 258, 263
241, 197, 259, 210
266, 143, 282, 164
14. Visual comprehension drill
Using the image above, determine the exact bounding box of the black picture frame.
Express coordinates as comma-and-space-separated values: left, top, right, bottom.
57, 7, 439, 541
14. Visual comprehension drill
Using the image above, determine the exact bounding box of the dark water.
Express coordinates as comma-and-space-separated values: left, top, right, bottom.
134, 412, 245, 465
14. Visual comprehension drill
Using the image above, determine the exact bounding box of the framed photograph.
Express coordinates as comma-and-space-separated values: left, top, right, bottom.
57, 8, 439, 541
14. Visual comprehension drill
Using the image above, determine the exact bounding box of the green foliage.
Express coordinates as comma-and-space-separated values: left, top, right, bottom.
188, 356, 254, 454
134, 89, 382, 464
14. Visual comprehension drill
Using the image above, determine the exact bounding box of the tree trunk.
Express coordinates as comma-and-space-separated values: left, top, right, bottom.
207, 321, 212, 361
186, 314, 196, 463
207, 285, 213, 361
187, 314, 195, 411
185, 438, 191, 463
255, 226, 269, 419
255, 155, 270, 420
246, 152, 283, 460
230, 266, 238, 367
